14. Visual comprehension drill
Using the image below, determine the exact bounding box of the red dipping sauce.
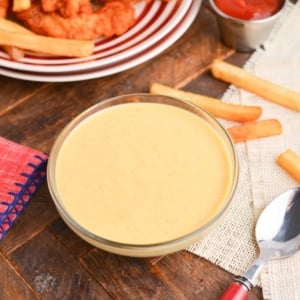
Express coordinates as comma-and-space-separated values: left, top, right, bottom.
214, 0, 284, 20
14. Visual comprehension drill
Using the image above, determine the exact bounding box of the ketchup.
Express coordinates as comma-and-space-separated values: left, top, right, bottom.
214, 0, 284, 20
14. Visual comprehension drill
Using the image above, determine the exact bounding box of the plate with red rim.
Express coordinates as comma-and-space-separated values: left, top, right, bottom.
0, 0, 194, 73
0, 0, 201, 82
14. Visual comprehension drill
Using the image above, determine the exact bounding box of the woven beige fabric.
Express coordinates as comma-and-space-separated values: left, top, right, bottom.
188, 2, 300, 299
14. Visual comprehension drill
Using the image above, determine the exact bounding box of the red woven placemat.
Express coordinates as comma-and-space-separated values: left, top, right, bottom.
0, 137, 48, 240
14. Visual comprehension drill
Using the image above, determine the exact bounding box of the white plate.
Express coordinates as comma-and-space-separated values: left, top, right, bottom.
0, 0, 201, 82
0, 0, 192, 73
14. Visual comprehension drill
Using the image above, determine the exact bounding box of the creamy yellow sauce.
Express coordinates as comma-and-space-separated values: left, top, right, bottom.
55, 102, 233, 244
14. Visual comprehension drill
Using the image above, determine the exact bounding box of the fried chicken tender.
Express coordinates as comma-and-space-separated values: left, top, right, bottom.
101, 0, 166, 3
101, 0, 170, 3
0, 0, 9, 17
41, 0, 92, 17
17, 1, 135, 40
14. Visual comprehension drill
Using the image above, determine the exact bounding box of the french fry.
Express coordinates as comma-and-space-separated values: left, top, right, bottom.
277, 149, 300, 183
13, 0, 31, 12
0, 18, 35, 60
0, 29, 94, 57
227, 119, 282, 143
211, 59, 300, 112
0, 0, 9, 17
0, 17, 94, 58
2, 46, 24, 60
0, 19, 29, 60
150, 83, 262, 123
0, 17, 32, 34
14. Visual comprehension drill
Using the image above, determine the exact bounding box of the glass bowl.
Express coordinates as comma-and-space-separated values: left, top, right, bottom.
47, 94, 238, 257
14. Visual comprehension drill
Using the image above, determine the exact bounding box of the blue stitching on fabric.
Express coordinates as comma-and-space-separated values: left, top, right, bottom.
0, 154, 48, 240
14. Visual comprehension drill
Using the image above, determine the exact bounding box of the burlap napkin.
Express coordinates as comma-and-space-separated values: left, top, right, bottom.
188, 2, 300, 299
0, 137, 48, 240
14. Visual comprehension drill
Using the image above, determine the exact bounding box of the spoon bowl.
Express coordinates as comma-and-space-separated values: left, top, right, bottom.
220, 187, 300, 300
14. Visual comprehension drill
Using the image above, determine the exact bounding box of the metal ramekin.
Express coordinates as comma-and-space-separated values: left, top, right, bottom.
209, 0, 287, 52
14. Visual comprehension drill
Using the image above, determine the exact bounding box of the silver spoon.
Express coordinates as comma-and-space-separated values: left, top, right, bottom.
220, 187, 300, 300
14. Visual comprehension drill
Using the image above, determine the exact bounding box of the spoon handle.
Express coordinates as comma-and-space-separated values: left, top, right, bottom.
220, 257, 265, 299
219, 280, 249, 300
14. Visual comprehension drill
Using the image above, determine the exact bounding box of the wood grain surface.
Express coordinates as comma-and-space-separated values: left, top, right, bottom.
0, 5, 263, 300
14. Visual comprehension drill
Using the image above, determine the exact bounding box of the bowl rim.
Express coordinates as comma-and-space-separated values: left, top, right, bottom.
47, 93, 239, 256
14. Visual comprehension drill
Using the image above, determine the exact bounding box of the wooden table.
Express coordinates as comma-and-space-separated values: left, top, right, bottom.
0, 4, 263, 300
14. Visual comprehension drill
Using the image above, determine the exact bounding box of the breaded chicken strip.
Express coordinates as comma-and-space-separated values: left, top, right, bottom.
41, 0, 92, 17
17, 1, 135, 40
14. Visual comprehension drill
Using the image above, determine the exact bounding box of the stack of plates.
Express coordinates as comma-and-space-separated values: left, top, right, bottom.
0, 0, 201, 82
